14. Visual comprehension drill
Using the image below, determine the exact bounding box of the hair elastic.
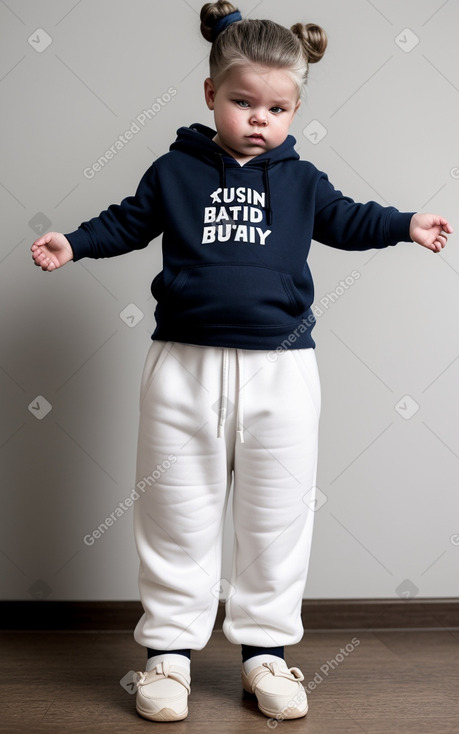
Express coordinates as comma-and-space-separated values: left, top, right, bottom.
211, 10, 243, 41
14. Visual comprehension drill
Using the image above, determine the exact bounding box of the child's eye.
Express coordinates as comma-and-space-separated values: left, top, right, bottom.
270, 106, 284, 114
234, 100, 250, 108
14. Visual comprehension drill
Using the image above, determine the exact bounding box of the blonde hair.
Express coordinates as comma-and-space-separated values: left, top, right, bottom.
200, 1, 327, 96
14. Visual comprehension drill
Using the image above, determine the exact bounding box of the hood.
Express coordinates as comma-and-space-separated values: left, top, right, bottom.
170, 122, 300, 166
169, 123, 300, 225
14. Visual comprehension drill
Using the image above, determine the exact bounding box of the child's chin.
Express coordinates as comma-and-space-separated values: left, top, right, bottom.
244, 141, 266, 152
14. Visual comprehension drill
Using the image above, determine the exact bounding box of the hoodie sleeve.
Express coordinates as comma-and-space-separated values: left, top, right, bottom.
312, 172, 415, 251
65, 163, 163, 261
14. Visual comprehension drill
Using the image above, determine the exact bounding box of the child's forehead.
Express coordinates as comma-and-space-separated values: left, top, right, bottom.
221, 64, 298, 100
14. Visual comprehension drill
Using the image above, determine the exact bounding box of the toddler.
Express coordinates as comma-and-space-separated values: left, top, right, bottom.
31, 0, 452, 723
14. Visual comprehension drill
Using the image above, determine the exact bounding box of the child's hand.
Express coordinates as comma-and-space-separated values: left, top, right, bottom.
31, 232, 74, 271
410, 213, 453, 253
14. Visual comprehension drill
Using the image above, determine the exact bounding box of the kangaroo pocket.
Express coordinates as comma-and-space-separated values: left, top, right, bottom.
155, 264, 306, 327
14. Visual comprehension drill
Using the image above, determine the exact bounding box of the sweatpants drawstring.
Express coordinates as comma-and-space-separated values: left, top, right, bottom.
236, 349, 244, 443
218, 348, 229, 439
217, 348, 244, 443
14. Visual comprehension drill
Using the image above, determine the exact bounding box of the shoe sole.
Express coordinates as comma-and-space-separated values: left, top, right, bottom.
136, 703, 188, 722
243, 682, 308, 719
258, 702, 308, 719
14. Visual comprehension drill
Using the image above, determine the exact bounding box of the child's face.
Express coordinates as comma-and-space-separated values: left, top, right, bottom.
204, 65, 300, 165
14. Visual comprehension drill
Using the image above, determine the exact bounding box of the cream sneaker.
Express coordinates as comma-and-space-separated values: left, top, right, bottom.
242, 660, 308, 720
134, 660, 191, 721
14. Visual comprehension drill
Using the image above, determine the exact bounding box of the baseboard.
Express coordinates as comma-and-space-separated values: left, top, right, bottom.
1, 599, 458, 631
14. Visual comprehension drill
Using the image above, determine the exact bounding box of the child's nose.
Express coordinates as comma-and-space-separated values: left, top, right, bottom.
250, 109, 268, 126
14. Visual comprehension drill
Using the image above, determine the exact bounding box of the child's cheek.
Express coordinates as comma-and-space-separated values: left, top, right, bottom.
228, 117, 241, 135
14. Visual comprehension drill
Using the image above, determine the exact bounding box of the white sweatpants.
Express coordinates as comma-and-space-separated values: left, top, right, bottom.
133, 340, 321, 651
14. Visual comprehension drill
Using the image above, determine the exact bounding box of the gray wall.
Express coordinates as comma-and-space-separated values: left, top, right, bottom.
1, 0, 458, 602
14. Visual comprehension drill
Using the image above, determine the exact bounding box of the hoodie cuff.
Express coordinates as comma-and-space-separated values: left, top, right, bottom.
64, 228, 93, 262
387, 211, 415, 245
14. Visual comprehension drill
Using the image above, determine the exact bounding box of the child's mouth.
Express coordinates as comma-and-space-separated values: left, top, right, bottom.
246, 134, 265, 143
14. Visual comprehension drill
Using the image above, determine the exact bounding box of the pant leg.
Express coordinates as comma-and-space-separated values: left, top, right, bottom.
223, 347, 321, 647
133, 341, 235, 651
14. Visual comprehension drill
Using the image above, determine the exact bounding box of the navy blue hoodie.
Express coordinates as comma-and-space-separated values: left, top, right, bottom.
66, 123, 414, 350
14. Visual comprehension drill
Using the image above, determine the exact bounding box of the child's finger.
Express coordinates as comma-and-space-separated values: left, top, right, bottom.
437, 217, 453, 233
32, 234, 50, 247
32, 248, 54, 270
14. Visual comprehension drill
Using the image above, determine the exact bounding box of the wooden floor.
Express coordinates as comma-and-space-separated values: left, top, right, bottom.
2, 628, 459, 733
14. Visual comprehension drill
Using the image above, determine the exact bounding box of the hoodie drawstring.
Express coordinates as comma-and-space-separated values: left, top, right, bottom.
218, 153, 227, 190
262, 160, 272, 225
217, 348, 244, 443
215, 154, 272, 226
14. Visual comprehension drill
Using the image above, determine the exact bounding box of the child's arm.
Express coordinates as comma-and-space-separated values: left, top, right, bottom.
409, 213, 453, 253
31, 162, 163, 270
312, 171, 453, 252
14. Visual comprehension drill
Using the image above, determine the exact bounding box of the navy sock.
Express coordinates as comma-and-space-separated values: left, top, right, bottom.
147, 647, 191, 659
241, 644, 284, 663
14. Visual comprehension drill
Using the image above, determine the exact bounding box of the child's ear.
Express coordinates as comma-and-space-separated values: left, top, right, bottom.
293, 99, 301, 116
204, 78, 216, 110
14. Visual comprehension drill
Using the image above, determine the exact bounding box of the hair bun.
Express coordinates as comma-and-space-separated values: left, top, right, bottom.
200, 1, 240, 42
291, 22, 327, 64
